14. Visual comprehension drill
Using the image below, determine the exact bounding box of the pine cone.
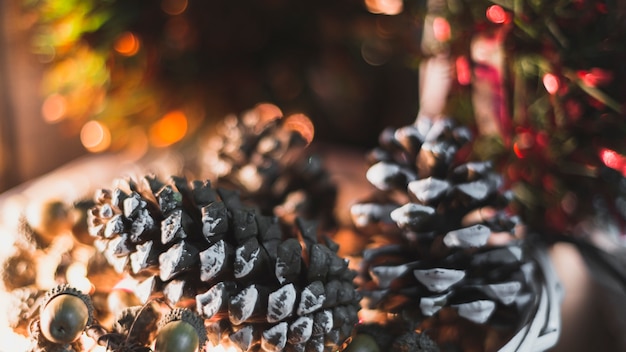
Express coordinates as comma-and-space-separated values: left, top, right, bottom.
198, 104, 337, 228
88, 174, 359, 351
351, 119, 539, 349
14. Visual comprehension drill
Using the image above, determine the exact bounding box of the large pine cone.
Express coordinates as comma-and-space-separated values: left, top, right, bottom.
197, 103, 337, 228
351, 118, 539, 349
87, 175, 359, 351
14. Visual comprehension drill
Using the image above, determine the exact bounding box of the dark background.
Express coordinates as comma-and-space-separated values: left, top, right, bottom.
0, 0, 425, 193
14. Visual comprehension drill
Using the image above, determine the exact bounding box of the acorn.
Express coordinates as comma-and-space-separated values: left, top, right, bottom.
343, 322, 439, 352
38, 284, 94, 344
343, 334, 380, 352
154, 308, 207, 352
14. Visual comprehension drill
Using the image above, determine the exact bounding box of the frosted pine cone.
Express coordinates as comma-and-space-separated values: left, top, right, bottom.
351, 119, 539, 349
198, 104, 337, 228
88, 174, 359, 351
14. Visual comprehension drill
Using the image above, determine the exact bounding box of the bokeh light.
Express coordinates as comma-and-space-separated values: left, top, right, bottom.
161, 0, 188, 15
149, 110, 189, 147
114, 32, 140, 56
254, 103, 283, 125
599, 148, 626, 176
433, 17, 451, 42
41, 93, 67, 123
284, 113, 314, 145
455, 56, 471, 85
578, 68, 613, 88
80, 121, 112, 152
542, 73, 559, 95
486, 5, 509, 24
361, 39, 393, 66
365, 0, 403, 15
208, 344, 239, 352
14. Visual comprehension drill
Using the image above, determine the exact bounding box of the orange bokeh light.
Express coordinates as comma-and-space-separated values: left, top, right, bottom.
114, 32, 140, 56
365, 0, 403, 15
255, 103, 283, 124
513, 143, 525, 158
42, 94, 67, 123
149, 110, 188, 147
284, 113, 314, 145
80, 121, 111, 153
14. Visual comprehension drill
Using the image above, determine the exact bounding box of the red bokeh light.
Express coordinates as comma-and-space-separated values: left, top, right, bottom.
455, 56, 471, 85
486, 5, 509, 24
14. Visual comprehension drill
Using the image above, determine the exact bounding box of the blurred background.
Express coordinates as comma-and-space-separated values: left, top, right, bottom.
2, 1, 626, 350
0, 0, 426, 193
1, 0, 83, 192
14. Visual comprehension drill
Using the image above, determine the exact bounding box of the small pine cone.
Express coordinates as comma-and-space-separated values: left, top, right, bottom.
352, 119, 538, 349
199, 104, 337, 228
87, 174, 359, 351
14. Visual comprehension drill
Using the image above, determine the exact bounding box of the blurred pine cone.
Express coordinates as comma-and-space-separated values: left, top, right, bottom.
197, 104, 337, 229
88, 174, 359, 351
351, 118, 539, 350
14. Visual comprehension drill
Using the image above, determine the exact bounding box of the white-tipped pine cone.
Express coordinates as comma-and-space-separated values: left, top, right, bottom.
351, 119, 540, 349
87, 175, 359, 352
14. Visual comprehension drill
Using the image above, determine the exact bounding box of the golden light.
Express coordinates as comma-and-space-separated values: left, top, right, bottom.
114, 32, 140, 56
161, 0, 188, 15
149, 110, 188, 147
108, 283, 141, 317
365, 0, 403, 15
66, 262, 93, 294
80, 121, 112, 153
207, 343, 239, 352
237, 164, 263, 192
0, 323, 30, 352
283, 113, 314, 145
42, 93, 67, 123
80, 332, 106, 352
0, 278, 32, 351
